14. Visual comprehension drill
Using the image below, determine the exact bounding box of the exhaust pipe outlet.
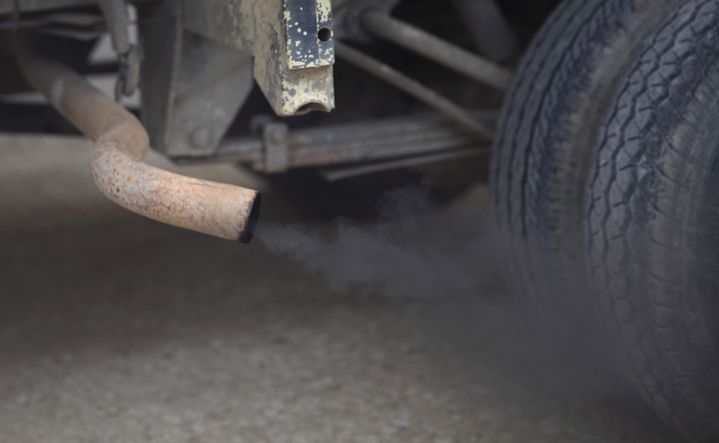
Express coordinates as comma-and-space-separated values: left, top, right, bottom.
15, 47, 261, 242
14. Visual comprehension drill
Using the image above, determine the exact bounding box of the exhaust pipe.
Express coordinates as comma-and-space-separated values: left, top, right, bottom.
15, 47, 261, 242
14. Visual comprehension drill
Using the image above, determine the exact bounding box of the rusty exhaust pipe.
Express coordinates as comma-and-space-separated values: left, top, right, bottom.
15, 47, 261, 242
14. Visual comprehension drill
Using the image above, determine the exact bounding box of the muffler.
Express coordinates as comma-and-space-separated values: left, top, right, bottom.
15, 47, 261, 242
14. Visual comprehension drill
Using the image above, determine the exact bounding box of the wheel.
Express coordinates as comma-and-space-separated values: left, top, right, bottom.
491, 0, 678, 332
586, 0, 719, 440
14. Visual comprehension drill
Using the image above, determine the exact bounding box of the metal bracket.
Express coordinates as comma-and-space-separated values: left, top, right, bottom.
138, 0, 255, 157
262, 122, 290, 173
182, 0, 335, 116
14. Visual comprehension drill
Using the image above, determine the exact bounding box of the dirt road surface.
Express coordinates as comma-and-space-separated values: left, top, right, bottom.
0, 135, 676, 442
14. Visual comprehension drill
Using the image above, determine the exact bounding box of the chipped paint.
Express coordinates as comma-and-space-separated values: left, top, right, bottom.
283, 0, 334, 70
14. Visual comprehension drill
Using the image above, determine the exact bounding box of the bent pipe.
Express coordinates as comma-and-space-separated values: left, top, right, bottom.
15, 48, 261, 242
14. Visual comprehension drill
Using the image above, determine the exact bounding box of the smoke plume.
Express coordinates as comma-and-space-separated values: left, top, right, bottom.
256, 187, 505, 299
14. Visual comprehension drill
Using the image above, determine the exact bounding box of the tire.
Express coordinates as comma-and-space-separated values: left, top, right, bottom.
491, 0, 678, 332
586, 0, 719, 440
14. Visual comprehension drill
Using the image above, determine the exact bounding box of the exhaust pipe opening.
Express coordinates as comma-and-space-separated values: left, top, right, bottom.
238, 193, 261, 243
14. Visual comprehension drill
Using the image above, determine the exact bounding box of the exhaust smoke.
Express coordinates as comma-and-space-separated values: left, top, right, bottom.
256, 187, 504, 299
256, 185, 625, 406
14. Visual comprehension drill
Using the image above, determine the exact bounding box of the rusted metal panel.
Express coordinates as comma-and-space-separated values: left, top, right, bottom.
16, 44, 261, 242
183, 0, 335, 116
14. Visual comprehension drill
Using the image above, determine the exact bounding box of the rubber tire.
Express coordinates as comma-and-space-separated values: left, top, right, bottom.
586, 0, 719, 440
491, 0, 678, 331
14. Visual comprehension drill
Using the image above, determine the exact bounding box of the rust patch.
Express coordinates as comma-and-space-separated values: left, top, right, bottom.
16, 47, 261, 242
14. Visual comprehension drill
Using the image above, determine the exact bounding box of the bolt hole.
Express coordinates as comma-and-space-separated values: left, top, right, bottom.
318, 27, 332, 42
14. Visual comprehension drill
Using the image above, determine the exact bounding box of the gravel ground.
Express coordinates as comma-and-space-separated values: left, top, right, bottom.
0, 135, 678, 442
